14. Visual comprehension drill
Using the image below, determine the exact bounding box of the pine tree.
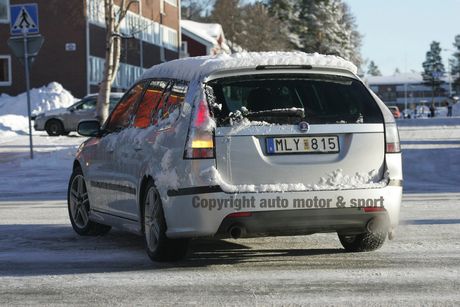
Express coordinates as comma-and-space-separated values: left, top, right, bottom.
451, 34, 460, 88
367, 61, 382, 76
422, 41, 445, 104
394, 68, 401, 75
267, 0, 302, 49
339, 3, 363, 68
267, 0, 363, 68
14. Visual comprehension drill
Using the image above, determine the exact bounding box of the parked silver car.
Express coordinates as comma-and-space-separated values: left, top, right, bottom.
33, 93, 124, 136
68, 52, 403, 262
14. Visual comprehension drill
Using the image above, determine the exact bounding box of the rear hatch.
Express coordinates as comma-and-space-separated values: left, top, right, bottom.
206, 72, 385, 188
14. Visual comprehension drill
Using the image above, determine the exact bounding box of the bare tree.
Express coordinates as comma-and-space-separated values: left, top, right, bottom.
181, 0, 214, 20
209, 0, 242, 52
239, 3, 290, 52
96, 0, 139, 124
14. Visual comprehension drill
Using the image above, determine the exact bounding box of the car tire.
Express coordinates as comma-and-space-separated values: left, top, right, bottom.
338, 231, 386, 252
143, 180, 189, 262
68, 167, 111, 236
45, 119, 64, 136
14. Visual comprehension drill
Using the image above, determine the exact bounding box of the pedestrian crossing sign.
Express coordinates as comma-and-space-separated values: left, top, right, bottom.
10, 4, 39, 36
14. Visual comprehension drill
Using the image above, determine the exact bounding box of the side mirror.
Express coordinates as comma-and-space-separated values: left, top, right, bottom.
77, 120, 101, 137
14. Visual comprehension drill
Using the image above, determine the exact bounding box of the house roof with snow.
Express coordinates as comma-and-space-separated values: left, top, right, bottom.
141, 52, 358, 82
181, 20, 230, 54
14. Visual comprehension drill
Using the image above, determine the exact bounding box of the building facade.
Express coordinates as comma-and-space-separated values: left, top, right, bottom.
366, 73, 455, 109
0, 0, 181, 98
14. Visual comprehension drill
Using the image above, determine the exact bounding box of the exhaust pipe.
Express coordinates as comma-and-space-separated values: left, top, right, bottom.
366, 216, 388, 233
229, 225, 246, 239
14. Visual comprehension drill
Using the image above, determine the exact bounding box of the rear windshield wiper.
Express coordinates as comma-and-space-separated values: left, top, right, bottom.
246, 108, 305, 118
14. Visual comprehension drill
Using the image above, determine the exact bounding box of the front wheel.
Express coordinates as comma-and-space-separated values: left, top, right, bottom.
338, 232, 386, 252
45, 119, 64, 136
143, 181, 189, 262
68, 168, 111, 236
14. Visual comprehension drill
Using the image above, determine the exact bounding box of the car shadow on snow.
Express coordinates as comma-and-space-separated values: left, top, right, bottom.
0, 224, 345, 277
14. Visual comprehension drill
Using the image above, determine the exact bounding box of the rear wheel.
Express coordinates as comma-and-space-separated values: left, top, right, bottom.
68, 168, 111, 236
45, 119, 64, 136
338, 232, 386, 252
143, 181, 189, 262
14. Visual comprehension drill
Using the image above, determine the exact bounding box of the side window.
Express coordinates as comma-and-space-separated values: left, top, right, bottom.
105, 82, 145, 132
0, 0, 9, 23
133, 80, 168, 128
109, 97, 121, 109
0, 55, 12, 86
79, 99, 97, 110
153, 80, 188, 126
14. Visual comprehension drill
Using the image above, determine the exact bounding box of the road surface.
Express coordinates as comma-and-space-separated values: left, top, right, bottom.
0, 193, 459, 306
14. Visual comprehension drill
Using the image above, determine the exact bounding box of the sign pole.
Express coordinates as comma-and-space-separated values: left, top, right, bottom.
23, 30, 34, 159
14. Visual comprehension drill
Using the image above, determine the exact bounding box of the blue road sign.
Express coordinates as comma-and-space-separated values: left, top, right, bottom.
10, 4, 39, 36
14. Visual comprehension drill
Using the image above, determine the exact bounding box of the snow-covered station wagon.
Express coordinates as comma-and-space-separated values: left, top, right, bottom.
68, 52, 403, 261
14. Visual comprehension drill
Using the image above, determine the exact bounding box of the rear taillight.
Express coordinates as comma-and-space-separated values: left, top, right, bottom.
385, 122, 401, 153
363, 207, 385, 213
226, 212, 252, 218
184, 99, 216, 159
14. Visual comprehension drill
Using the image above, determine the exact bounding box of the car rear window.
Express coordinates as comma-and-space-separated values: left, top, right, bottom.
206, 74, 383, 125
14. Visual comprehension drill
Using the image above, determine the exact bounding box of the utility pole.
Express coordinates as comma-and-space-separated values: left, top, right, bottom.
23, 30, 34, 159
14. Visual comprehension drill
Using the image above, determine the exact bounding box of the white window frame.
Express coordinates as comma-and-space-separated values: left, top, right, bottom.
0, 55, 12, 86
0, 0, 10, 23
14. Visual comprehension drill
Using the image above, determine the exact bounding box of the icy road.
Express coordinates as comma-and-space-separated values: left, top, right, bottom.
0, 118, 460, 306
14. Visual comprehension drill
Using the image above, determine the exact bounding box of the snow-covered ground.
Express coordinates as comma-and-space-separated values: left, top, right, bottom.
1, 87, 460, 304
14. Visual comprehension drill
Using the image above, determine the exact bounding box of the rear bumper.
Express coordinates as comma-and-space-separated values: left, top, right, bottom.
162, 183, 402, 239
215, 208, 389, 238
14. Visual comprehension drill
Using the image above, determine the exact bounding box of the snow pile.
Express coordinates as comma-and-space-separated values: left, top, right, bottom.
0, 145, 78, 198
141, 52, 358, 82
0, 114, 31, 138
200, 167, 387, 193
0, 82, 77, 137
0, 82, 76, 116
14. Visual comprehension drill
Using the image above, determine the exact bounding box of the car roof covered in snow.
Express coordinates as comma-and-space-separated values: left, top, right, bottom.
141, 52, 358, 82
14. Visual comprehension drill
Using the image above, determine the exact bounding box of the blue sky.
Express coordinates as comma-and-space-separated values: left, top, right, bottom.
345, 0, 460, 75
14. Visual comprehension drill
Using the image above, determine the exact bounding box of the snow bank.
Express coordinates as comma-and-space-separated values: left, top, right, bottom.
0, 145, 78, 199
141, 52, 358, 82
0, 82, 77, 138
0, 82, 76, 116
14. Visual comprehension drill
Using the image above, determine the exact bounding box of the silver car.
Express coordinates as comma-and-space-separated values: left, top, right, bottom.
68, 52, 402, 262
33, 93, 124, 136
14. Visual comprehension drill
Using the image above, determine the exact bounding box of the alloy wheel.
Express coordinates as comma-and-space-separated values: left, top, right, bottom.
144, 187, 162, 253
69, 174, 90, 229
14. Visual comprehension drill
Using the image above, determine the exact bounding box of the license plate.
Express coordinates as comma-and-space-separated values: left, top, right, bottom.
266, 136, 339, 154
